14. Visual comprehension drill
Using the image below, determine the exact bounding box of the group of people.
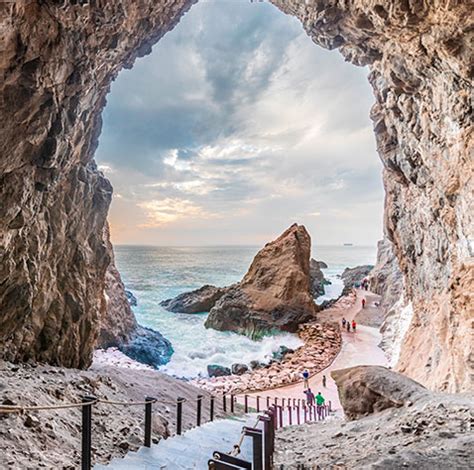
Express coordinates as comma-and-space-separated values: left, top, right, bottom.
341, 317, 356, 332
302, 370, 326, 413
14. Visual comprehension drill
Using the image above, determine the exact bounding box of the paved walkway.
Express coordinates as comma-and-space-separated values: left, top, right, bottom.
241, 289, 388, 413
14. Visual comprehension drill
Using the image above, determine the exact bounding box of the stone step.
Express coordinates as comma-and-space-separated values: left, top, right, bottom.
94, 414, 257, 470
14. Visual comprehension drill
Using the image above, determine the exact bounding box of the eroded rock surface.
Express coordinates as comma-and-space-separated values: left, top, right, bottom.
160, 285, 229, 313
309, 258, 330, 298
370, 238, 411, 362
331, 365, 428, 420
0, 1, 472, 391
205, 224, 318, 338
340, 265, 374, 296
99, 224, 137, 349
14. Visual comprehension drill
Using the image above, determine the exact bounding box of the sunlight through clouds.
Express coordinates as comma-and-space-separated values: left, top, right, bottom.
138, 198, 218, 227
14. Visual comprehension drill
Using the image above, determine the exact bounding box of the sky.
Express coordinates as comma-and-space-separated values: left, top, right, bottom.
95, 0, 384, 247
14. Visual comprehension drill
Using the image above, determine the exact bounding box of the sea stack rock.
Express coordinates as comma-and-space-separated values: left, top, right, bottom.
160, 285, 229, 313
205, 224, 318, 339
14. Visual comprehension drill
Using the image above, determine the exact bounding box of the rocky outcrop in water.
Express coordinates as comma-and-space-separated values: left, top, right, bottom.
1, 1, 472, 391
160, 285, 229, 313
120, 326, 173, 368
205, 224, 317, 338
340, 265, 373, 296
98, 225, 173, 367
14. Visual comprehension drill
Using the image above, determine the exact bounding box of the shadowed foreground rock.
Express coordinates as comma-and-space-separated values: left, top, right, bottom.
331, 365, 428, 420
205, 224, 318, 338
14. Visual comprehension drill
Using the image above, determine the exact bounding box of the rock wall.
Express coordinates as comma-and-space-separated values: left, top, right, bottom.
0, 0, 195, 368
99, 223, 137, 349
369, 238, 409, 364
0, 1, 472, 390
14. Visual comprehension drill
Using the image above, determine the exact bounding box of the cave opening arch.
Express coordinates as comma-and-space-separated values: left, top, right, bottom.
0, 0, 471, 392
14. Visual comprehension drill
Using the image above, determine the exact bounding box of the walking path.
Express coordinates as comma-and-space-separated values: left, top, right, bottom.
241, 289, 388, 412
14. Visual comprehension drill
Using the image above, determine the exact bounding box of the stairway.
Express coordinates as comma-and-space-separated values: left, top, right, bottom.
94, 414, 257, 470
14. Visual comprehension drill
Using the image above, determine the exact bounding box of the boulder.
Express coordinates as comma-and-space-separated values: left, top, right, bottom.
249, 360, 266, 370
120, 326, 173, 368
331, 365, 428, 420
231, 363, 249, 375
309, 258, 331, 297
340, 265, 374, 296
207, 365, 231, 378
205, 224, 318, 338
272, 345, 294, 362
160, 285, 229, 313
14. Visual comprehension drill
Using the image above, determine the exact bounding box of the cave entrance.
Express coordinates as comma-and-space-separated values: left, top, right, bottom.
95, 0, 384, 379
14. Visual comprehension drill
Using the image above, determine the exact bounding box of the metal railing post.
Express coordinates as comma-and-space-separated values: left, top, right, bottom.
296, 404, 301, 425
244, 395, 248, 413
197, 395, 203, 427
176, 397, 184, 435
230, 394, 234, 413
244, 427, 263, 470
266, 396, 270, 410
279, 406, 283, 427
144, 396, 155, 447
210, 396, 215, 422
256, 395, 260, 413
288, 405, 292, 425
223, 394, 227, 413
81, 395, 95, 470
329, 400, 332, 412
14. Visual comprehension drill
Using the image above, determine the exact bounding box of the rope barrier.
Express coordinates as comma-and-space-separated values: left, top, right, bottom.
0, 397, 187, 414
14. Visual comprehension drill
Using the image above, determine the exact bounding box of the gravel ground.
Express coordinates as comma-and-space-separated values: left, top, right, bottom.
0, 360, 228, 469
275, 392, 473, 469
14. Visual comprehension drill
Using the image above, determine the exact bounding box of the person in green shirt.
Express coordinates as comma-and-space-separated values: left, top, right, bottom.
316, 392, 325, 406
316, 392, 325, 419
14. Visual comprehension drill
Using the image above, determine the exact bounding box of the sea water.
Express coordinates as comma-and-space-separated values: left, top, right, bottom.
114, 245, 376, 378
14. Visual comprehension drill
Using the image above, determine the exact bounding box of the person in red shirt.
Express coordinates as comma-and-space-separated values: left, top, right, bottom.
352, 320, 356, 332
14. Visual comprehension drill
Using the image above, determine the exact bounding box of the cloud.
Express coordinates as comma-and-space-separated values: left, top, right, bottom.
97, 0, 384, 246
138, 198, 218, 227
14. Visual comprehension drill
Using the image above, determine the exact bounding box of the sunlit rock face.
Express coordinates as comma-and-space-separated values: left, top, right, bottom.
0, 1, 472, 390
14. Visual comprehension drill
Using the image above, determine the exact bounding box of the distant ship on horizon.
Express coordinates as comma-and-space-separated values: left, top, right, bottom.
343, 243, 354, 246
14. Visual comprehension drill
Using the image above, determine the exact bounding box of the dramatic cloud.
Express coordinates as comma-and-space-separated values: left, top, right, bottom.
96, 0, 384, 246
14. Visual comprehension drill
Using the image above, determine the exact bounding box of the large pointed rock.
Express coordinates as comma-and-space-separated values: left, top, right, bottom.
204, 224, 318, 338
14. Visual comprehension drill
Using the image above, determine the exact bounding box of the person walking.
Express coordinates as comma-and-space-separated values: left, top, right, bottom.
352, 319, 356, 332
322, 374, 327, 387
302, 370, 309, 389
316, 391, 325, 418
342, 317, 346, 329
346, 321, 351, 332
362, 298, 366, 308
304, 388, 315, 405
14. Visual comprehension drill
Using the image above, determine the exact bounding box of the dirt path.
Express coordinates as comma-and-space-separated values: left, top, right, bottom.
241, 289, 388, 412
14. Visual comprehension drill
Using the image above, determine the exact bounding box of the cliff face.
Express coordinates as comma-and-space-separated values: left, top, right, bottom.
99, 224, 137, 349
0, 1, 472, 390
205, 224, 317, 338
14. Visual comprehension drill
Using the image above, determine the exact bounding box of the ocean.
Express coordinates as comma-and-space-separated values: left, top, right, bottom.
114, 245, 377, 378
